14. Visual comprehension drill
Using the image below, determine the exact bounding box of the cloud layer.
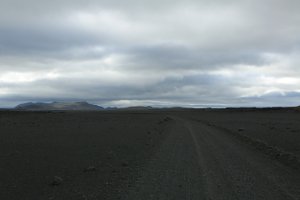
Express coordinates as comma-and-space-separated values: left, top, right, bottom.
0, 0, 300, 107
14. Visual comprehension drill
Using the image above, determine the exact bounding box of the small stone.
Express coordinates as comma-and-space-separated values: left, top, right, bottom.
51, 176, 63, 186
121, 161, 129, 167
164, 117, 172, 121
84, 166, 97, 172
106, 156, 112, 160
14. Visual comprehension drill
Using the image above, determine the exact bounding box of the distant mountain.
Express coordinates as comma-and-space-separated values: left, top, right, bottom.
15, 101, 103, 111
122, 106, 154, 110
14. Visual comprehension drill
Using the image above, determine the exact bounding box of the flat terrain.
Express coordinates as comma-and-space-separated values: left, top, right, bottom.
0, 109, 299, 199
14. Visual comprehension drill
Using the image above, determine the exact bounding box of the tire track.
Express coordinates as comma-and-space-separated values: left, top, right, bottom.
124, 119, 205, 200
180, 117, 300, 200
123, 116, 300, 200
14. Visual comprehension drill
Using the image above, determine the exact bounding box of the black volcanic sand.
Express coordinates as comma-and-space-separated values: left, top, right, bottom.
0, 109, 299, 200
0, 111, 171, 199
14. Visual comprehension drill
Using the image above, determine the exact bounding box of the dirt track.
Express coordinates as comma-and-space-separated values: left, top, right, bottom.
0, 110, 299, 199
124, 116, 300, 200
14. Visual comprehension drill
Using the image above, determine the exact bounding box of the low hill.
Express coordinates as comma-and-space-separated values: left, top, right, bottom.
15, 101, 103, 111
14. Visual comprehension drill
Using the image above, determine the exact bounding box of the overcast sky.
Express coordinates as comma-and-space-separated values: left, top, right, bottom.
0, 0, 300, 107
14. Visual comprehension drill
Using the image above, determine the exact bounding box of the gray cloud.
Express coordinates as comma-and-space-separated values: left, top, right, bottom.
0, 0, 300, 107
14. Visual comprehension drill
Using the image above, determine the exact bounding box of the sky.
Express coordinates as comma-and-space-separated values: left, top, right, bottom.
0, 0, 300, 108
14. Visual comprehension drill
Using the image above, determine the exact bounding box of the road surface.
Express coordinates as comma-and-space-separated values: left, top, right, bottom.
124, 116, 300, 200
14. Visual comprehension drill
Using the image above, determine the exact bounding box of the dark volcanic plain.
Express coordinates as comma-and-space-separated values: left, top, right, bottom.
0, 109, 299, 200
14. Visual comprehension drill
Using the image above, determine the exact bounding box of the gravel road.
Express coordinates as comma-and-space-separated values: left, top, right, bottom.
124, 116, 300, 200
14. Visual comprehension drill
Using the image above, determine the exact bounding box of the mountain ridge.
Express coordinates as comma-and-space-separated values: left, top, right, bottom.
15, 101, 103, 111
